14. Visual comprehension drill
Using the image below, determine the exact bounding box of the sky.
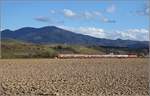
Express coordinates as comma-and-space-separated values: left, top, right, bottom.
1, 0, 149, 41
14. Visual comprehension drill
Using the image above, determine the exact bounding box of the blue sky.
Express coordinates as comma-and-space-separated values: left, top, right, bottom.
1, 0, 149, 41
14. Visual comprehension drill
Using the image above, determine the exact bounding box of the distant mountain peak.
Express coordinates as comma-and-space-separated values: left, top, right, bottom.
2, 29, 12, 32
1, 26, 149, 48
40, 26, 57, 29
15, 27, 37, 31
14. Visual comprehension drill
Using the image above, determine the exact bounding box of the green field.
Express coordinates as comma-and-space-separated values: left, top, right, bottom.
1, 39, 149, 58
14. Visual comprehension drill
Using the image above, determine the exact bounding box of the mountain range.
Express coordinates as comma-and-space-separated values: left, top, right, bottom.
1, 26, 149, 48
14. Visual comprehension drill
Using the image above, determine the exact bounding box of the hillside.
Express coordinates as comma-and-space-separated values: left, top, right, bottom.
1, 39, 149, 58
1, 26, 149, 48
1, 39, 105, 58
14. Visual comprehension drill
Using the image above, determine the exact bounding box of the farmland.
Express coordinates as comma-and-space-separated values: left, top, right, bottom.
0, 58, 149, 96
1, 39, 149, 58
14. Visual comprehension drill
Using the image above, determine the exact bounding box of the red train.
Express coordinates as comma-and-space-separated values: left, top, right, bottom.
56, 54, 137, 59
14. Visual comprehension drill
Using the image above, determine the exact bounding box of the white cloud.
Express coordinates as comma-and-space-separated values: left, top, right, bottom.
35, 16, 49, 22
50, 10, 56, 14
106, 4, 116, 13
77, 27, 106, 38
135, 2, 150, 16
93, 11, 102, 16
81, 11, 116, 23
112, 29, 149, 41
61, 26, 107, 39
100, 17, 116, 23
63, 9, 76, 17
145, 7, 149, 15
50, 9, 116, 23
82, 11, 93, 19
34, 16, 64, 25
144, 2, 150, 15
60, 26, 148, 41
